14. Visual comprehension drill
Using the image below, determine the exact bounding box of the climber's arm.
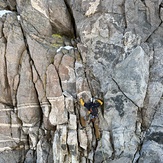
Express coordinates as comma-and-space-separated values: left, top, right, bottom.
96, 99, 103, 105
80, 98, 85, 106
93, 99, 103, 107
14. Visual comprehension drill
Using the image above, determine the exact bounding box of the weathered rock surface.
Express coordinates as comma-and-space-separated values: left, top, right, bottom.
0, 0, 163, 162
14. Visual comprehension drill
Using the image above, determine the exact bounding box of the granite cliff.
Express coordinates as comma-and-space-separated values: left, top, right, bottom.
0, 0, 163, 163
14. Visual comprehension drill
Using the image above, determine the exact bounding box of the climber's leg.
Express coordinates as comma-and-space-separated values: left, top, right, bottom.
80, 116, 86, 128
79, 105, 87, 128
93, 118, 101, 140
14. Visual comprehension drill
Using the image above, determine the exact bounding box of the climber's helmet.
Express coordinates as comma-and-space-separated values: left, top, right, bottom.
90, 97, 95, 103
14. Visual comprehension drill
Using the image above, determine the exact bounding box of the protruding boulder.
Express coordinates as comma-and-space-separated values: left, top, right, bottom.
3, 13, 26, 106
78, 129, 88, 150
114, 46, 149, 107
17, 51, 41, 125
46, 64, 62, 98
48, 96, 68, 126
67, 129, 79, 162
69, 114, 77, 130
59, 54, 76, 95
53, 125, 68, 163
95, 131, 113, 162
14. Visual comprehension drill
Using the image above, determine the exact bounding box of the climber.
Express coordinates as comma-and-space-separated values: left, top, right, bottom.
80, 97, 103, 140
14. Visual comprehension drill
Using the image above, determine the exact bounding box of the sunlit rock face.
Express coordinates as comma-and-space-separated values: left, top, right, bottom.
0, 0, 163, 162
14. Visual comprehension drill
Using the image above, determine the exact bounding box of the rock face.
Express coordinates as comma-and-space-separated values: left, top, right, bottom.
0, 0, 162, 162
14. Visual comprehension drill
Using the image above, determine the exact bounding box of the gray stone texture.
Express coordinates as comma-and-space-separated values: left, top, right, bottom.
0, 0, 162, 162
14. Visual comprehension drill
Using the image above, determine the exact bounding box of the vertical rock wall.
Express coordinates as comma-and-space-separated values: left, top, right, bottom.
0, 0, 162, 162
